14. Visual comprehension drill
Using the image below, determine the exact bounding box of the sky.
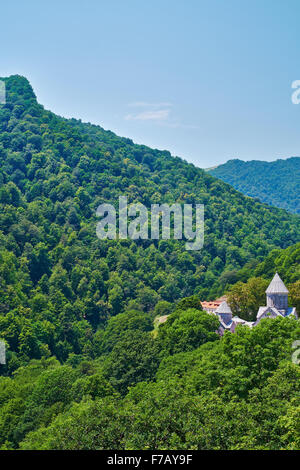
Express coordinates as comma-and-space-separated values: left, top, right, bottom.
1, 0, 300, 167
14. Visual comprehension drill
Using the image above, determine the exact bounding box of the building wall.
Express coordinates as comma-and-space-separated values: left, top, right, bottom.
267, 293, 288, 310
219, 313, 232, 324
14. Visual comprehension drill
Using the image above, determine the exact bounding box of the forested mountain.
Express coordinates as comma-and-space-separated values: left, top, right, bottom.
208, 158, 300, 214
0, 76, 299, 450
0, 73, 299, 361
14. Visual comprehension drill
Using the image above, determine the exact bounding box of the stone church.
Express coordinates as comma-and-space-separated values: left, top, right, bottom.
211, 273, 298, 335
253, 272, 297, 324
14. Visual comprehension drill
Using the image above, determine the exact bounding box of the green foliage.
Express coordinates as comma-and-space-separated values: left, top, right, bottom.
153, 300, 174, 317
253, 243, 300, 283
95, 309, 153, 354
102, 330, 160, 395
71, 372, 116, 401
157, 308, 219, 356
227, 277, 269, 321
9, 319, 300, 450
20, 397, 125, 450
175, 295, 202, 311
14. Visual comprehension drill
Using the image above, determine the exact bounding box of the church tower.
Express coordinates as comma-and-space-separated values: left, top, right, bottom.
215, 301, 233, 324
266, 272, 289, 311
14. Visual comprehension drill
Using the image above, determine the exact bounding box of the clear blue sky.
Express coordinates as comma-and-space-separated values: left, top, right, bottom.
1, 0, 300, 167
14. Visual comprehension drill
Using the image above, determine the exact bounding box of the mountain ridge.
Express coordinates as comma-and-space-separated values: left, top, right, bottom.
208, 157, 300, 214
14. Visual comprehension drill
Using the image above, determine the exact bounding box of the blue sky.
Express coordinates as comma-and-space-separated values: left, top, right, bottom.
1, 0, 300, 167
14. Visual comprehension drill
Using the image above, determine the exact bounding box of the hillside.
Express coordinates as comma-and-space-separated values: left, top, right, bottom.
0, 75, 300, 450
208, 158, 300, 214
0, 74, 299, 362
227, 242, 300, 286
254, 242, 300, 283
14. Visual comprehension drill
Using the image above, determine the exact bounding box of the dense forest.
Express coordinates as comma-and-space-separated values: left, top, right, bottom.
0, 75, 299, 450
208, 158, 300, 214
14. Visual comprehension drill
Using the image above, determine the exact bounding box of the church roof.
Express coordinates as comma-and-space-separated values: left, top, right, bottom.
284, 307, 297, 318
256, 306, 282, 319
215, 301, 232, 314
265, 273, 289, 294
219, 319, 233, 329
232, 317, 254, 328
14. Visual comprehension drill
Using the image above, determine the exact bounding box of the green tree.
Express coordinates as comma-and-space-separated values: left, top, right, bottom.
227, 277, 269, 321
157, 308, 219, 356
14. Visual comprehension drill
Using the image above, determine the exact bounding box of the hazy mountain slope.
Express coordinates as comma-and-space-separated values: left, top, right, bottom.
208, 158, 300, 214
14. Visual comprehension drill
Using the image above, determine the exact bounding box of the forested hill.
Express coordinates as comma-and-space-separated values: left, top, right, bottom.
253, 242, 300, 283
208, 157, 300, 214
1, 75, 300, 451
0, 74, 299, 366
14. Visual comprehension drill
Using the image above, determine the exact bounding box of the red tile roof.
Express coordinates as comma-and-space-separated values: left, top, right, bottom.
201, 301, 222, 309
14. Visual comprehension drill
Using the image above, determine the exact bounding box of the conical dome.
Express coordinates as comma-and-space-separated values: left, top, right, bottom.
215, 301, 232, 314
266, 273, 288, 294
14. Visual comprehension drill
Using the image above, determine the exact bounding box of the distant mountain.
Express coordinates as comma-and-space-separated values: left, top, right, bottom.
208, 158, 300, 214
